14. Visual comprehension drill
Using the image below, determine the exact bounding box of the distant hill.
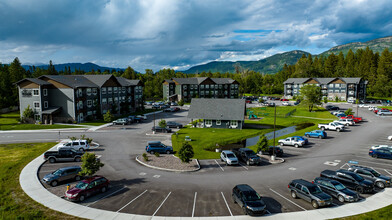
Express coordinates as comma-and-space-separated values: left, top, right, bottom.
183, 50, 310, 74
320, 36, 392, 56
22, 62, 125, 72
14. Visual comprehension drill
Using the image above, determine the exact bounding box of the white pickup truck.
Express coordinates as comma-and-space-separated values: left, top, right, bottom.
318, 122, 345, 132
278, 137, 305, 148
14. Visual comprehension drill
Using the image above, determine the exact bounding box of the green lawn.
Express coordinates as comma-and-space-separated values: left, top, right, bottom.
0, 112, 84, 130
0, 142, 80, 219
340, 205, 392, 220
379, 106, 392, 110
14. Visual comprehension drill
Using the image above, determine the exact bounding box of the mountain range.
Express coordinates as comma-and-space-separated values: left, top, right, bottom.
21, 36, 392, 74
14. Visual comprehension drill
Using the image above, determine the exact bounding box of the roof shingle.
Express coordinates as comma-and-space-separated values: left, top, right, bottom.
187, 98, 245, 121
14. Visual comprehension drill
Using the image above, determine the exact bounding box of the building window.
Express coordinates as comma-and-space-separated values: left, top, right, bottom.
33, 89, 39, 96
184, 92, 187, 96
103, 109, 107, 114
122, 96, 125, 102
102, 98, 107, 104
360, 84, 364, 88
92, 88, 97, 95
230, 120, 238, 128
215, 85, 218, 89
294, 89, 297, 93
235, 84, 238, 88
128, 97, 132, 102
86, 88, 91, 96
108, 98, 113, 104
328, 90, 333, 93
205, 119, 212, 127
216, 120, 221, 125
299, 84, 303, 88
205, 85, 209, 89
201, 91, 204, 95
200, 85, 204, 89
93, 99, 97, 106
114, 87, 118, 93
349, 91, 354, 95
34, 114, 41, 121
294, 84, 297, 88
341, 90, 346, 93
224, 91, 227, 95
78, 88, 82, 97
219, 85, 222, 89
44, 101, 48, 108
43, 89, 48, 96
87, 100, 92, 108
87, 111, 92, 116
33, 101, 40, 109
102, 87, 106, 95
114, 97, 118, 103
108, 87, 112, 94
79, 101, 83, 109
93, 110, 96, 115
329, 84, 334, 88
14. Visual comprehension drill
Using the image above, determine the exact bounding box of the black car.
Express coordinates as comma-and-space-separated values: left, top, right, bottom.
232, 184, 267, 215
268, 102, 275, 107
166, 121, 183, 128
260, 146, 283, 157
313, 177, 359, 203
320, 169, 375, 193
152, 126, 172, 133
325, 105, 340, 110
288, 179, 332, 209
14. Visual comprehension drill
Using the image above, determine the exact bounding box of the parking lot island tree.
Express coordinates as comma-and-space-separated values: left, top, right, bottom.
159, 119, 167, 128
345, 108, 354, 116
178, 142, 194, 163
256, 134, 269, 154
79, 153, 104, 177
299, 85, 322, 112
103, 110, 114, 123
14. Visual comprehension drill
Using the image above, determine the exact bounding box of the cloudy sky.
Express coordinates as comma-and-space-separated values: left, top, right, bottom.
1, 0, 391, 72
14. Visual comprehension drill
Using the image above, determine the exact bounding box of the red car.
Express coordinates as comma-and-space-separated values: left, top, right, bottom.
341, 115, 362, 123
65, 176, 109, 202
280, 98, 289, 101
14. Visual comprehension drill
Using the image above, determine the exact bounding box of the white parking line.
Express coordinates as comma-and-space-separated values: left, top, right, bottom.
340, 163, 349, 169
269, 188, 307, 211
214, 160, 224, 172
117, 190, 147, 212
221, 192, 233, 216
152, 192, 172, 216
239, 163, 249, 170
87, 187, 127, 207
384, 169, 392, 176
266, 210, 271, 214
192, 192, 197, 217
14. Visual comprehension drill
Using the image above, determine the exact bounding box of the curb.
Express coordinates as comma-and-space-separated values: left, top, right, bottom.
135, 155, 201, 172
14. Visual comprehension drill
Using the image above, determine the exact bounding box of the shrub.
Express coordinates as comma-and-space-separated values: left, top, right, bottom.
68, 136, 77, 141
80, 135, 93, 144
22, 105, 34, 119
79, 153, 104, 177
103, 110, 114, 122
323, 96, 328, 104
178, 142, 194, 163
142, 153, 149, 161
154, 152, 160, 157
178, 99, 184, 106
256, 135, 269, 154
345, 108, 354, 116
335, 96, 339, 102
159, 119, 167, 128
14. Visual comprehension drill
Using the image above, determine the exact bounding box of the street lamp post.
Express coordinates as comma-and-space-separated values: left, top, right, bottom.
272, 104, 277, 161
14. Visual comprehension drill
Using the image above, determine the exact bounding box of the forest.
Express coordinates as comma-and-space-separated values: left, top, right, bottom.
0, 47, 391, 109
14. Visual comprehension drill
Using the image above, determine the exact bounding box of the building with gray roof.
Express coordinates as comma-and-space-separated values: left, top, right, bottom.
188, 98, 246, 129
163, 77, 239, 102
16, 75, 143, 124
283, 77, 367, 101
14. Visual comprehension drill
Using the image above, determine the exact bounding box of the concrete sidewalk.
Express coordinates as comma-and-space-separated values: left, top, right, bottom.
20, 151, 392, 220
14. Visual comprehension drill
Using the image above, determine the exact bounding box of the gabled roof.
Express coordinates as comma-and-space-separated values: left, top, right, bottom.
284, 77, 364, 85
172, 78, 203, 84
15, 78, 52, 86
283, 78, 310, 84
167, 77, 236, 85
116, 77, 141, 86
211, 78, 236, 84
39, 75, 97, 88
187, 98, 245, 121
316, 78, 337, 84
82, 75, 115, 87
340, 78, 362, 84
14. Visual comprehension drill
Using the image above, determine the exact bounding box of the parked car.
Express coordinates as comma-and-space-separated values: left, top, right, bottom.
369, 147, 392, 159
260, 146, 284, 157
341, 115, 362, 122
136, 114, 147, 120
267, 102, 275, 107
347, 165, 391, 189
282, 101, 290, 106
334, 119, 355, 126
232, 148, 261, 165
320, 169, 374, 193
145, 101, 153, 105
278, 137, 305, 148
42, 166, 82, 187
332, 110, 345, 116
305, 130, 327, 139
288, 179, 332, 209
220, 150, 239, 165
292, 136, 309, 144
145, 141, 173, 154
280, 98, 289, 101
44, 149, 84, 163
388, 135, 392, 141
152, 126, 172, 133
336, 113, 346, 118
65, 176, 110, 202
160, 104, 170, 109
170, 102, 178, 106
318, 122, 345, 132
58, 140, 90, 152
377, 109, 392, 116
313, 177, 359, 203
163, 107, 175, 112
166, 121, 183, 128
112, 118, 128, 125
152, 104, 160, 109
232, 184, 267, 215
326, 105, 340, 110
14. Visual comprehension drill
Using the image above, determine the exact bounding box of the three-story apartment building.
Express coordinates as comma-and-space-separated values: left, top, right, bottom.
283, 77, 367, 101
163, 77, 239, 102
16, 75, 143, 124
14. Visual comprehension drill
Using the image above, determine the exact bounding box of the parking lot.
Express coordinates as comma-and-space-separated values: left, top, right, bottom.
34, 103, 392, 217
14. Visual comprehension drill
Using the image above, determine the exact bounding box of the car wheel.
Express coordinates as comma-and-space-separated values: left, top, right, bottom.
338, 195, 345, 203
101, 186, 107, 193
291, 191, 297, 199
376, 181, 385, 189
306, 134, 310, 138
294, 144, 299, 148
318, 135, 322, 139
337, 128, 340, 132
232, 195, 237, 203
75, 157, 81, 162
246, 160, 250, 166
50, 180, 58, 187
372, 154, 378, 158
242, 206, 248, 215
79, 195, 85, 202
166, 151, 171, 154
311, 200, 319, 209
177, 126, 180, 129
356, 186, 364, 194
75, 175, 81, 181
79, 148, 85, 152
150, 151, 155, 154
49, 158, 56, 163
346, 123, 349, 126
321, 127, 325, 131
280, 142, 284, 146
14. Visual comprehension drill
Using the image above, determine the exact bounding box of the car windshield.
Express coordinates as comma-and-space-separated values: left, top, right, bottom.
243, 191, 261, 201
352, 174, 364, 181
75, 181, 89, 190
370, 170, 380, 177
52, 169, 62, 175
333, 182, 346, 190
227, 153, 236, 158
308, 185, 323, 194
245, 151, 256, 156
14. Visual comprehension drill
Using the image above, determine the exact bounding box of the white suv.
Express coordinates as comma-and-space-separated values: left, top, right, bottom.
220, 150, 239, 165
58, 140, 90, 152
